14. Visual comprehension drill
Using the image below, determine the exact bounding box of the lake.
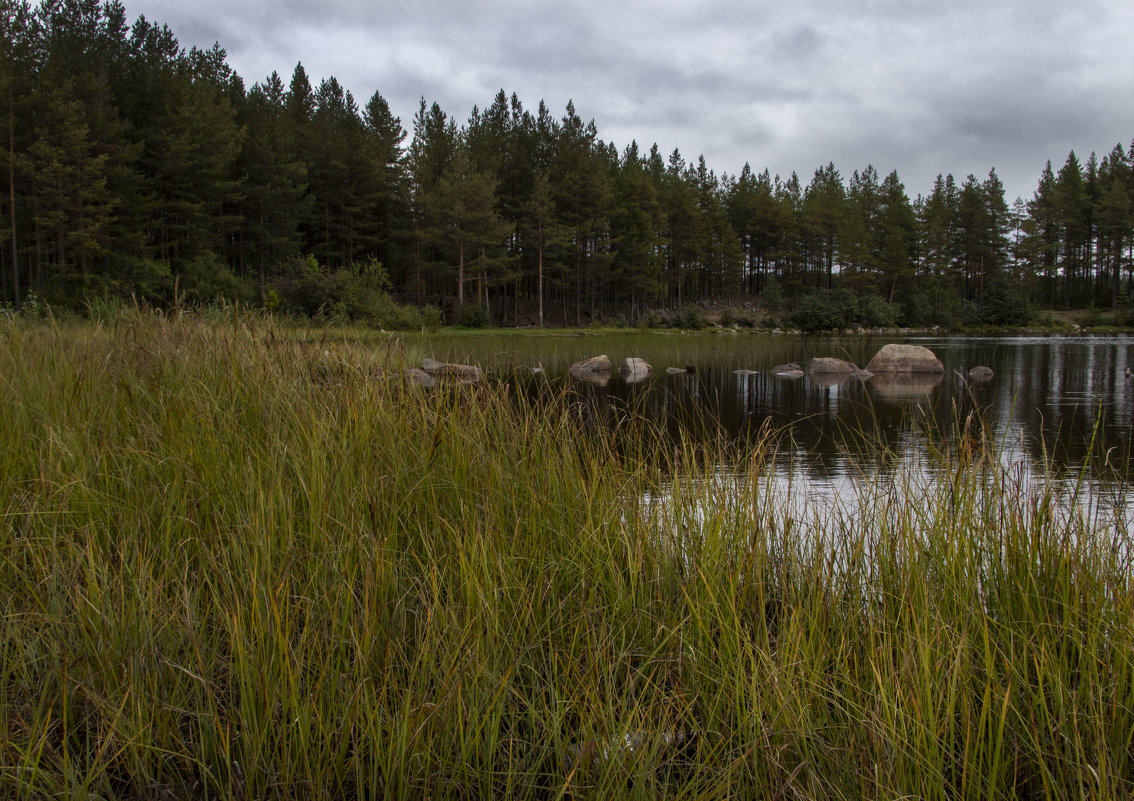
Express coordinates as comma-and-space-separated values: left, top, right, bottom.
409, 330, 1134, 527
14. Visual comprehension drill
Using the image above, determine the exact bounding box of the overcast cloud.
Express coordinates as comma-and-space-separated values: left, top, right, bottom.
128, 0, 1134, 202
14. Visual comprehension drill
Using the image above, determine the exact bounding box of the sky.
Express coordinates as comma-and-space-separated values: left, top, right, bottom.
127, 0, 1134, 204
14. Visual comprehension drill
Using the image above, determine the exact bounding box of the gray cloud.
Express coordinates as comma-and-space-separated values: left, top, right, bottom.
130, 0, 1134, 201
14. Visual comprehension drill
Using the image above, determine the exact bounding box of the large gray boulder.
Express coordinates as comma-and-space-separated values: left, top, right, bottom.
865, 344, 944, 374
570, 355, 613, 381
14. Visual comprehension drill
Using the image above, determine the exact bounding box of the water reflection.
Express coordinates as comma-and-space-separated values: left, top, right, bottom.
509, 335, 1134, 494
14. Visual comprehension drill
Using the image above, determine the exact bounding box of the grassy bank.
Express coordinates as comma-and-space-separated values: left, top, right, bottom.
1, 310, 1132, 799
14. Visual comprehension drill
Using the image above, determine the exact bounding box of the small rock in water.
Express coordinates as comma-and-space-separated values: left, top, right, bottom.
807, 357, 858, 375
569, 355, 613, 384
422, 358, 484, 383
620, 357, 653, 382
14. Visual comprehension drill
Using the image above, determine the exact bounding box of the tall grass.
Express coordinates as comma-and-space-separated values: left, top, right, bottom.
1, 309, 1131, 799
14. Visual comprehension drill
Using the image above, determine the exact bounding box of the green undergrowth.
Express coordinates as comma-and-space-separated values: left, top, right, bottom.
1, 310, 1132, 799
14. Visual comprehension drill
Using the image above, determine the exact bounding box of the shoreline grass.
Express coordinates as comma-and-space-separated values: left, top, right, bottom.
2, 310, 1132, 799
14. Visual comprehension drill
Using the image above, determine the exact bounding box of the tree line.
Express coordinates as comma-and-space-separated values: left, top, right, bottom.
3, 0, 1133, 327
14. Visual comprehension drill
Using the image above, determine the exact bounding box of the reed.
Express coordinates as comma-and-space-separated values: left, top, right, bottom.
1, 309, 1131, 799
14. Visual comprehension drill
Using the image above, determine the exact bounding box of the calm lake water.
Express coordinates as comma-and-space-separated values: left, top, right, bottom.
414, 331, 1134, 524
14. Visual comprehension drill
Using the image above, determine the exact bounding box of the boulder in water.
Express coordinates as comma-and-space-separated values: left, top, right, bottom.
620, 357, 653, 382
807, 357, 858, 375
865, 344, 944, 374
569, 355, 613, 381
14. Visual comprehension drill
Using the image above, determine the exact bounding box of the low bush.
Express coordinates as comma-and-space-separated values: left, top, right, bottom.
672, 306, 709, 329
457, 302, 492, 328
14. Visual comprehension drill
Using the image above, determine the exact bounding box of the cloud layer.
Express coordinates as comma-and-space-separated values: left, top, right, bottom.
133, 0, 1134, 201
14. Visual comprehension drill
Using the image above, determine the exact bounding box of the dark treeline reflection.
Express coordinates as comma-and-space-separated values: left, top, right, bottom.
508, 335, 1134, 479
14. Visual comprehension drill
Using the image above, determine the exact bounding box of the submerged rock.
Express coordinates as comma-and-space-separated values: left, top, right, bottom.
866, 344, 944, 374
620, 357, 653, 383
807, 357, 858, 375
968, 365, 994, 382
666, 366, 689, 375
569, 354, 613, 382
421, 358, 484, 383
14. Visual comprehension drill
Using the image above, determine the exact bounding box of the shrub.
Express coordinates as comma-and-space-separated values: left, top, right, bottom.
978, 283, 1032, 326
858, 294, 897, 328
458, 303, 492, 328
179, 253, 257, 306
762, 280, 784, 314
672, 306, 708, 329
791, 292, 838, 332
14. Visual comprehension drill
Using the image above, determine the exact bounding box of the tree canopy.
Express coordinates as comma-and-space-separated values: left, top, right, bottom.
3, 0, 1132, 326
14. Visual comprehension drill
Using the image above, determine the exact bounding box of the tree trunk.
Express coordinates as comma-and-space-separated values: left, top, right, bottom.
8, 91, 18, 310
458, 242, 464, 307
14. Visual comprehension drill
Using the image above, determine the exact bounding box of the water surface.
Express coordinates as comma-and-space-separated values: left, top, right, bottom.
414, 331, 1134, 477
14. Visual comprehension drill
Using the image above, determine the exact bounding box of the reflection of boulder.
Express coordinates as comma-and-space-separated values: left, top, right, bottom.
578, 373, 610, 387
808, 357, 858, 376
570, 355, 612, 382
866, 344, 944, 374
809, 371, 848, 387
734, 368, 758, 375
771, 362, 802, 375
968, 365, 994, 381
868, 372, 943, 400
774, 369, 804, 380
620, 357, 653, 383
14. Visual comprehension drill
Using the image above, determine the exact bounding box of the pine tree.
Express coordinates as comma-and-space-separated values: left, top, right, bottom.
552, 100, 611, 323
0, 0, 32, 307
420, 144, 507, 311
1055, 151, 1091, 305
876, 170, 917, 304
841, 165, 881, 293
362, 89, 407, 283
802, 163, 844, 292
241, 71, 311, 301
609, 141, 662, 318
25, 75, 115, 288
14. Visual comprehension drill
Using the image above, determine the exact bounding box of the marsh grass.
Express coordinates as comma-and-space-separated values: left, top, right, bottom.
2, 310, 1132, 799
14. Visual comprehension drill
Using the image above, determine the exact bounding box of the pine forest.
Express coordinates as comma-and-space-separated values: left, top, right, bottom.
3, 0, 1134, 329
